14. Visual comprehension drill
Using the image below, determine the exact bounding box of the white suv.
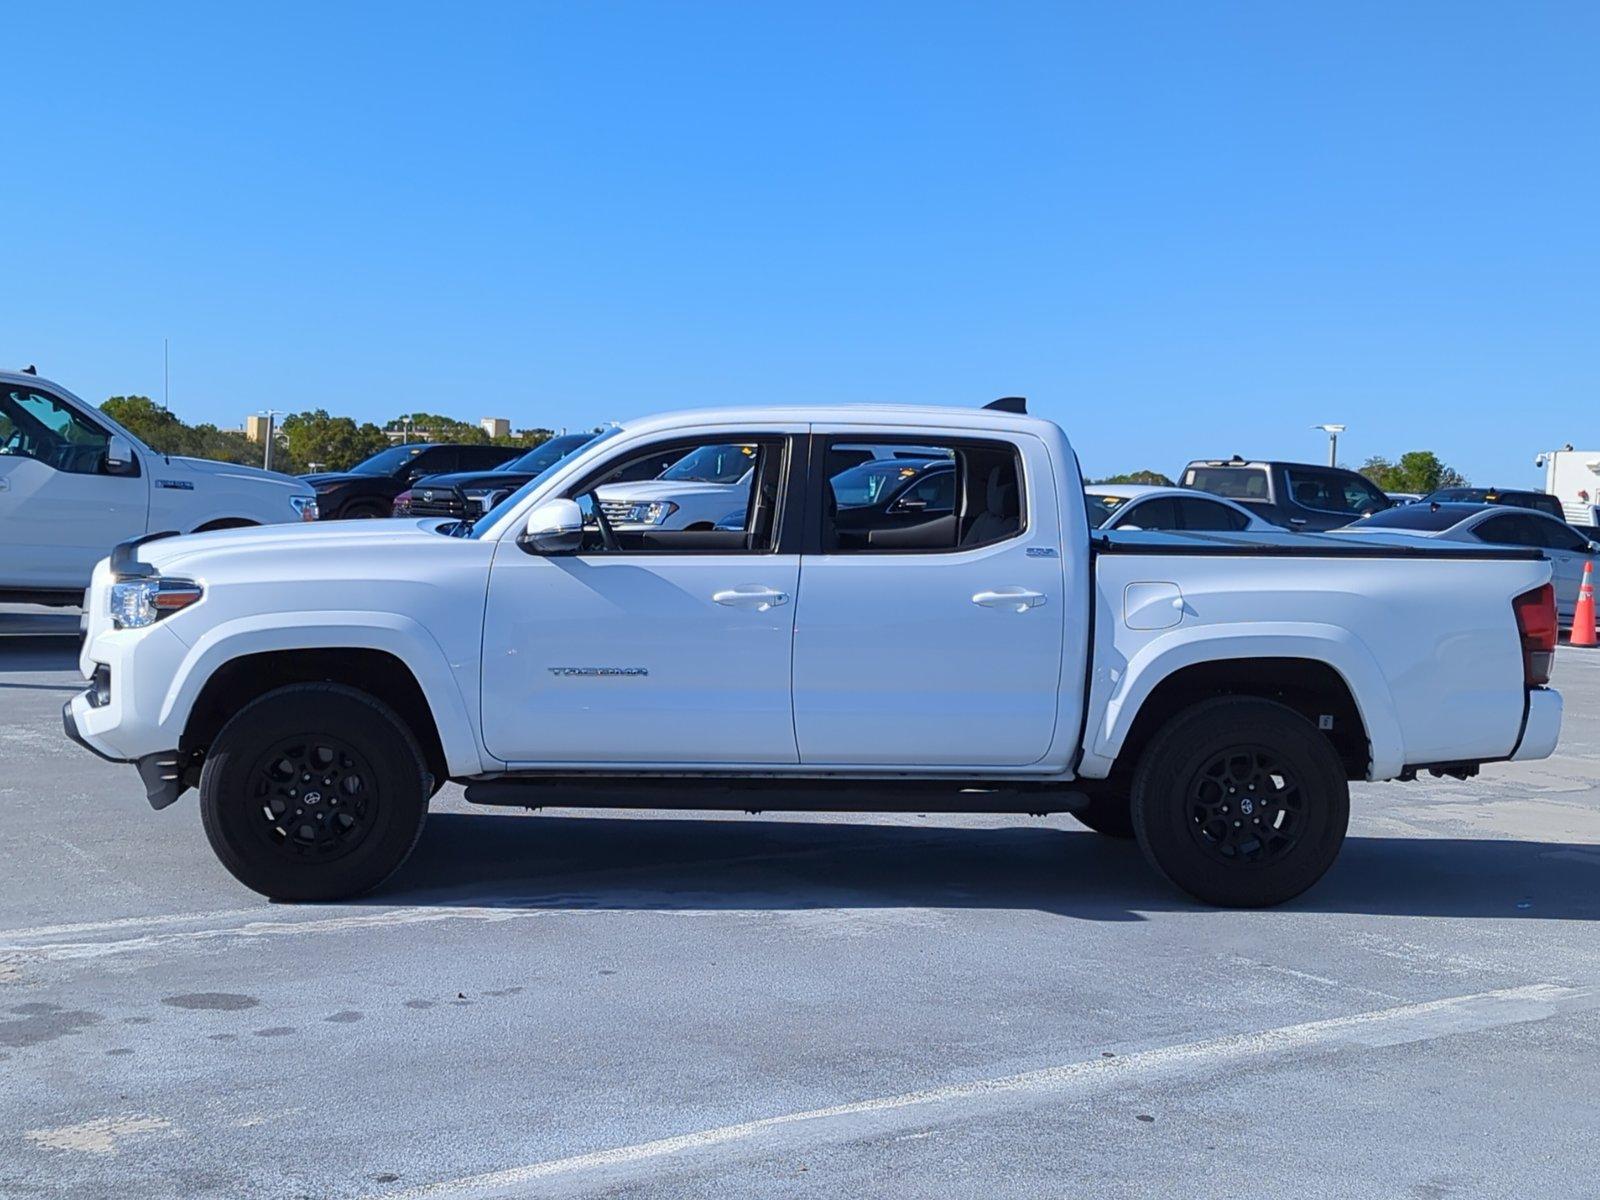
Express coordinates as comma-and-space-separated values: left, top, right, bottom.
0, 369, 318, 604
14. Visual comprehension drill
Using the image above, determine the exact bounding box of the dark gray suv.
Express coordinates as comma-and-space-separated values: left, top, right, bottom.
1181, 457, 1393, 531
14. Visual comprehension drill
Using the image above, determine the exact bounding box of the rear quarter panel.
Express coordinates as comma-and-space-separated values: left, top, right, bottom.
1084, 548, 1550, 779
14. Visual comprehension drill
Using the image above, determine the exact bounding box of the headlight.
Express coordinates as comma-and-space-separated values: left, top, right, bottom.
110, 578, 204, 629
290, 495, 319, 522
463, 489, 509, 516
392, 490, 414, 515
625, 501, 678, 525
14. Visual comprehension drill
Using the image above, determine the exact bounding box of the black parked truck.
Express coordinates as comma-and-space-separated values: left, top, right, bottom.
303, 443, 521, 519
1180, 456, 1393, 531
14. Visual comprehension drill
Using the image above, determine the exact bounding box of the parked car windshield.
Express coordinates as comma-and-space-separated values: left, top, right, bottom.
467, 427, 620, 537
1085, 492, 1132, 528
831, 460, 937, 509
500, 432, 599, 475
349, 444, 432, 477
658, 443, 757, 484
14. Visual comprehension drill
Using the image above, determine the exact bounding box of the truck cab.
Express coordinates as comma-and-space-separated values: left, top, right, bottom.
64, 400, 1562, 910
0, 369, 318, 604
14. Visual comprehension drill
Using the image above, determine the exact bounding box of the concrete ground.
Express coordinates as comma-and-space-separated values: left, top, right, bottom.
2, 607, 1597, 1199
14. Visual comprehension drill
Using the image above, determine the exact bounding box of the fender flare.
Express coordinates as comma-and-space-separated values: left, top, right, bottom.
1089, 622, 1405, 780
158, 610, 495, 778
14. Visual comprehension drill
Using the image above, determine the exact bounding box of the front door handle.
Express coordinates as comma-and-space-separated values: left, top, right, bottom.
972, 587, 1047, 612
713, 587, 790, 612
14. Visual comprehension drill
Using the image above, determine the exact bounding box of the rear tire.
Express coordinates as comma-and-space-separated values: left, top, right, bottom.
199, 683, 431, 901
1130, 697, 1348, 907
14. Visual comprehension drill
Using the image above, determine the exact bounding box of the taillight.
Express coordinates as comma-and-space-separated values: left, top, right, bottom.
1512, 584, 1556, 687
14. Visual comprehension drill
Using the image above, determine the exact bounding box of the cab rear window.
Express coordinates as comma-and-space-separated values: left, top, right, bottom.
1185, 467, 1267, 500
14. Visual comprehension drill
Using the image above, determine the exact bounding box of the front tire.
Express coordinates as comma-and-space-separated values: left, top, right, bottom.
199, 684, 430, 901
1130, 697, 1349, 907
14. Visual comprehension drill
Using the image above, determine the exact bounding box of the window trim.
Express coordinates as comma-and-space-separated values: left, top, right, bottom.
556, 431, 802, 557
804, 433, 1028, 556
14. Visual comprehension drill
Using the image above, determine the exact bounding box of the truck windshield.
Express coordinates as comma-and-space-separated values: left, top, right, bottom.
659, 444, 756, 484
350, 444, 431, 477
499, 432, 598, 475
466, 427, 620, 537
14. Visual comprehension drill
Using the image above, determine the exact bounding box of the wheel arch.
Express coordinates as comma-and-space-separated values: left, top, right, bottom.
164, 614, 493, 781
1088, 625, 1403, 781
192, 517, 259, 533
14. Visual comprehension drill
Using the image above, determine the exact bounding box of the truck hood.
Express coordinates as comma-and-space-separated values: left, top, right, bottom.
594, 479, 740, 503
138, 518, 446, 574
167, 456, 312, 493
301, 471, 375, 489
410, 469, 527, 492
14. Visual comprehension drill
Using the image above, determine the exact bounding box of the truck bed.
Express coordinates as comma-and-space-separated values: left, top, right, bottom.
1094, 528, 1545, 561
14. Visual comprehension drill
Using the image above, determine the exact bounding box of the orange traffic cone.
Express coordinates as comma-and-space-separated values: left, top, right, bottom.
1572, 561, 1598, 647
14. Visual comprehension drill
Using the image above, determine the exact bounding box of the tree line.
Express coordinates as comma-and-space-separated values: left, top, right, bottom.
99, 396, 554, 474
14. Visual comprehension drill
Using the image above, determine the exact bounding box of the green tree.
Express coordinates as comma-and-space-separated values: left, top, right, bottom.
1359, 451, 1467, 494
1090, 469, 1175, 486
281, 409, 389, 472
385, 412, 489, 444
100, 395, 302, 473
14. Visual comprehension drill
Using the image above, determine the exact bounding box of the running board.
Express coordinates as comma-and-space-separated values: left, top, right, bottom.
463, 777, 1088, 816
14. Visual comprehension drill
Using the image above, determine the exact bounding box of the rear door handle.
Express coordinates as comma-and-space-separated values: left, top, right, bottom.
972, 588, 1047, 612
0, 478, 9, 491
713, 587, 790, 611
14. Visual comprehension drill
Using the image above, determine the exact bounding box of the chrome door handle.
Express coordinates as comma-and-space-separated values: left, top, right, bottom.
713, 587, 790, 611
972, 588, 1047, 612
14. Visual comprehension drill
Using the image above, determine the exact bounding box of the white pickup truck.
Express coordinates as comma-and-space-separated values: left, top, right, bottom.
1, 369, 319, 604
63, 399, 1563, 907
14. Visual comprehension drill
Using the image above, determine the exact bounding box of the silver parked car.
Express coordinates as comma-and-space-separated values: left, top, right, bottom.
1339, 501, 1598, 624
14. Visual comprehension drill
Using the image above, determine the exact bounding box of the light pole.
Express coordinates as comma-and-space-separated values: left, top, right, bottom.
1312, 424, 1346, 468
259, 410, 283, 472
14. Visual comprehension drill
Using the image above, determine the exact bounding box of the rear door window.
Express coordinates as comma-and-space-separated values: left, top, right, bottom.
820, 438, 1023, 552
1117, 496, 1180, 530
1177, 496, 1250, 531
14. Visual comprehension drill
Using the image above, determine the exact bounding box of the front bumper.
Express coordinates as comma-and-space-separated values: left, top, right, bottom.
1512, 687, 1563, 761
63, 695, 187, 809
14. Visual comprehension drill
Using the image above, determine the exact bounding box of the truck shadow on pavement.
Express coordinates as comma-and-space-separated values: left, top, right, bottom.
0, 634, 82, 691
375, 812, 1600, 922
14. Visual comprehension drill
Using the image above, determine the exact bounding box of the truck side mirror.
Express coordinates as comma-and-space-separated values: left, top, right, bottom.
518, 498, 584, 555
104, 434, 138, 477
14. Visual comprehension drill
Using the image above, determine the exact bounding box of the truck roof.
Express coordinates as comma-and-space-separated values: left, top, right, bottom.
619, 403, 1061, 438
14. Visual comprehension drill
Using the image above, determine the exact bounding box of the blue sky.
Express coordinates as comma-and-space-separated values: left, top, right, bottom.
4, 2, 1596, 485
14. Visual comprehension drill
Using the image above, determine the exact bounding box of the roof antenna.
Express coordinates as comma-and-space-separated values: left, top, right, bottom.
984, 396, 1026, 414
21, 364, 36, 375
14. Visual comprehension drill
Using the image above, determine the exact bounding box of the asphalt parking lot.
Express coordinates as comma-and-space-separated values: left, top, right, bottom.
3, 610, 1599, 1200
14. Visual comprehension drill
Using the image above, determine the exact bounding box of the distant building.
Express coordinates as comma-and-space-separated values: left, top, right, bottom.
244, 414, 272, 444
480, 417, 511, 439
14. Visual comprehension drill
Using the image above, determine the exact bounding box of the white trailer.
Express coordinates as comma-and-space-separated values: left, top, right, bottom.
1534, 448, 1600, 525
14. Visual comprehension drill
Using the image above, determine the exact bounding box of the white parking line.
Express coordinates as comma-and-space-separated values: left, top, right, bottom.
368, 983, 1598, 1200
0, 907, 270, 942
